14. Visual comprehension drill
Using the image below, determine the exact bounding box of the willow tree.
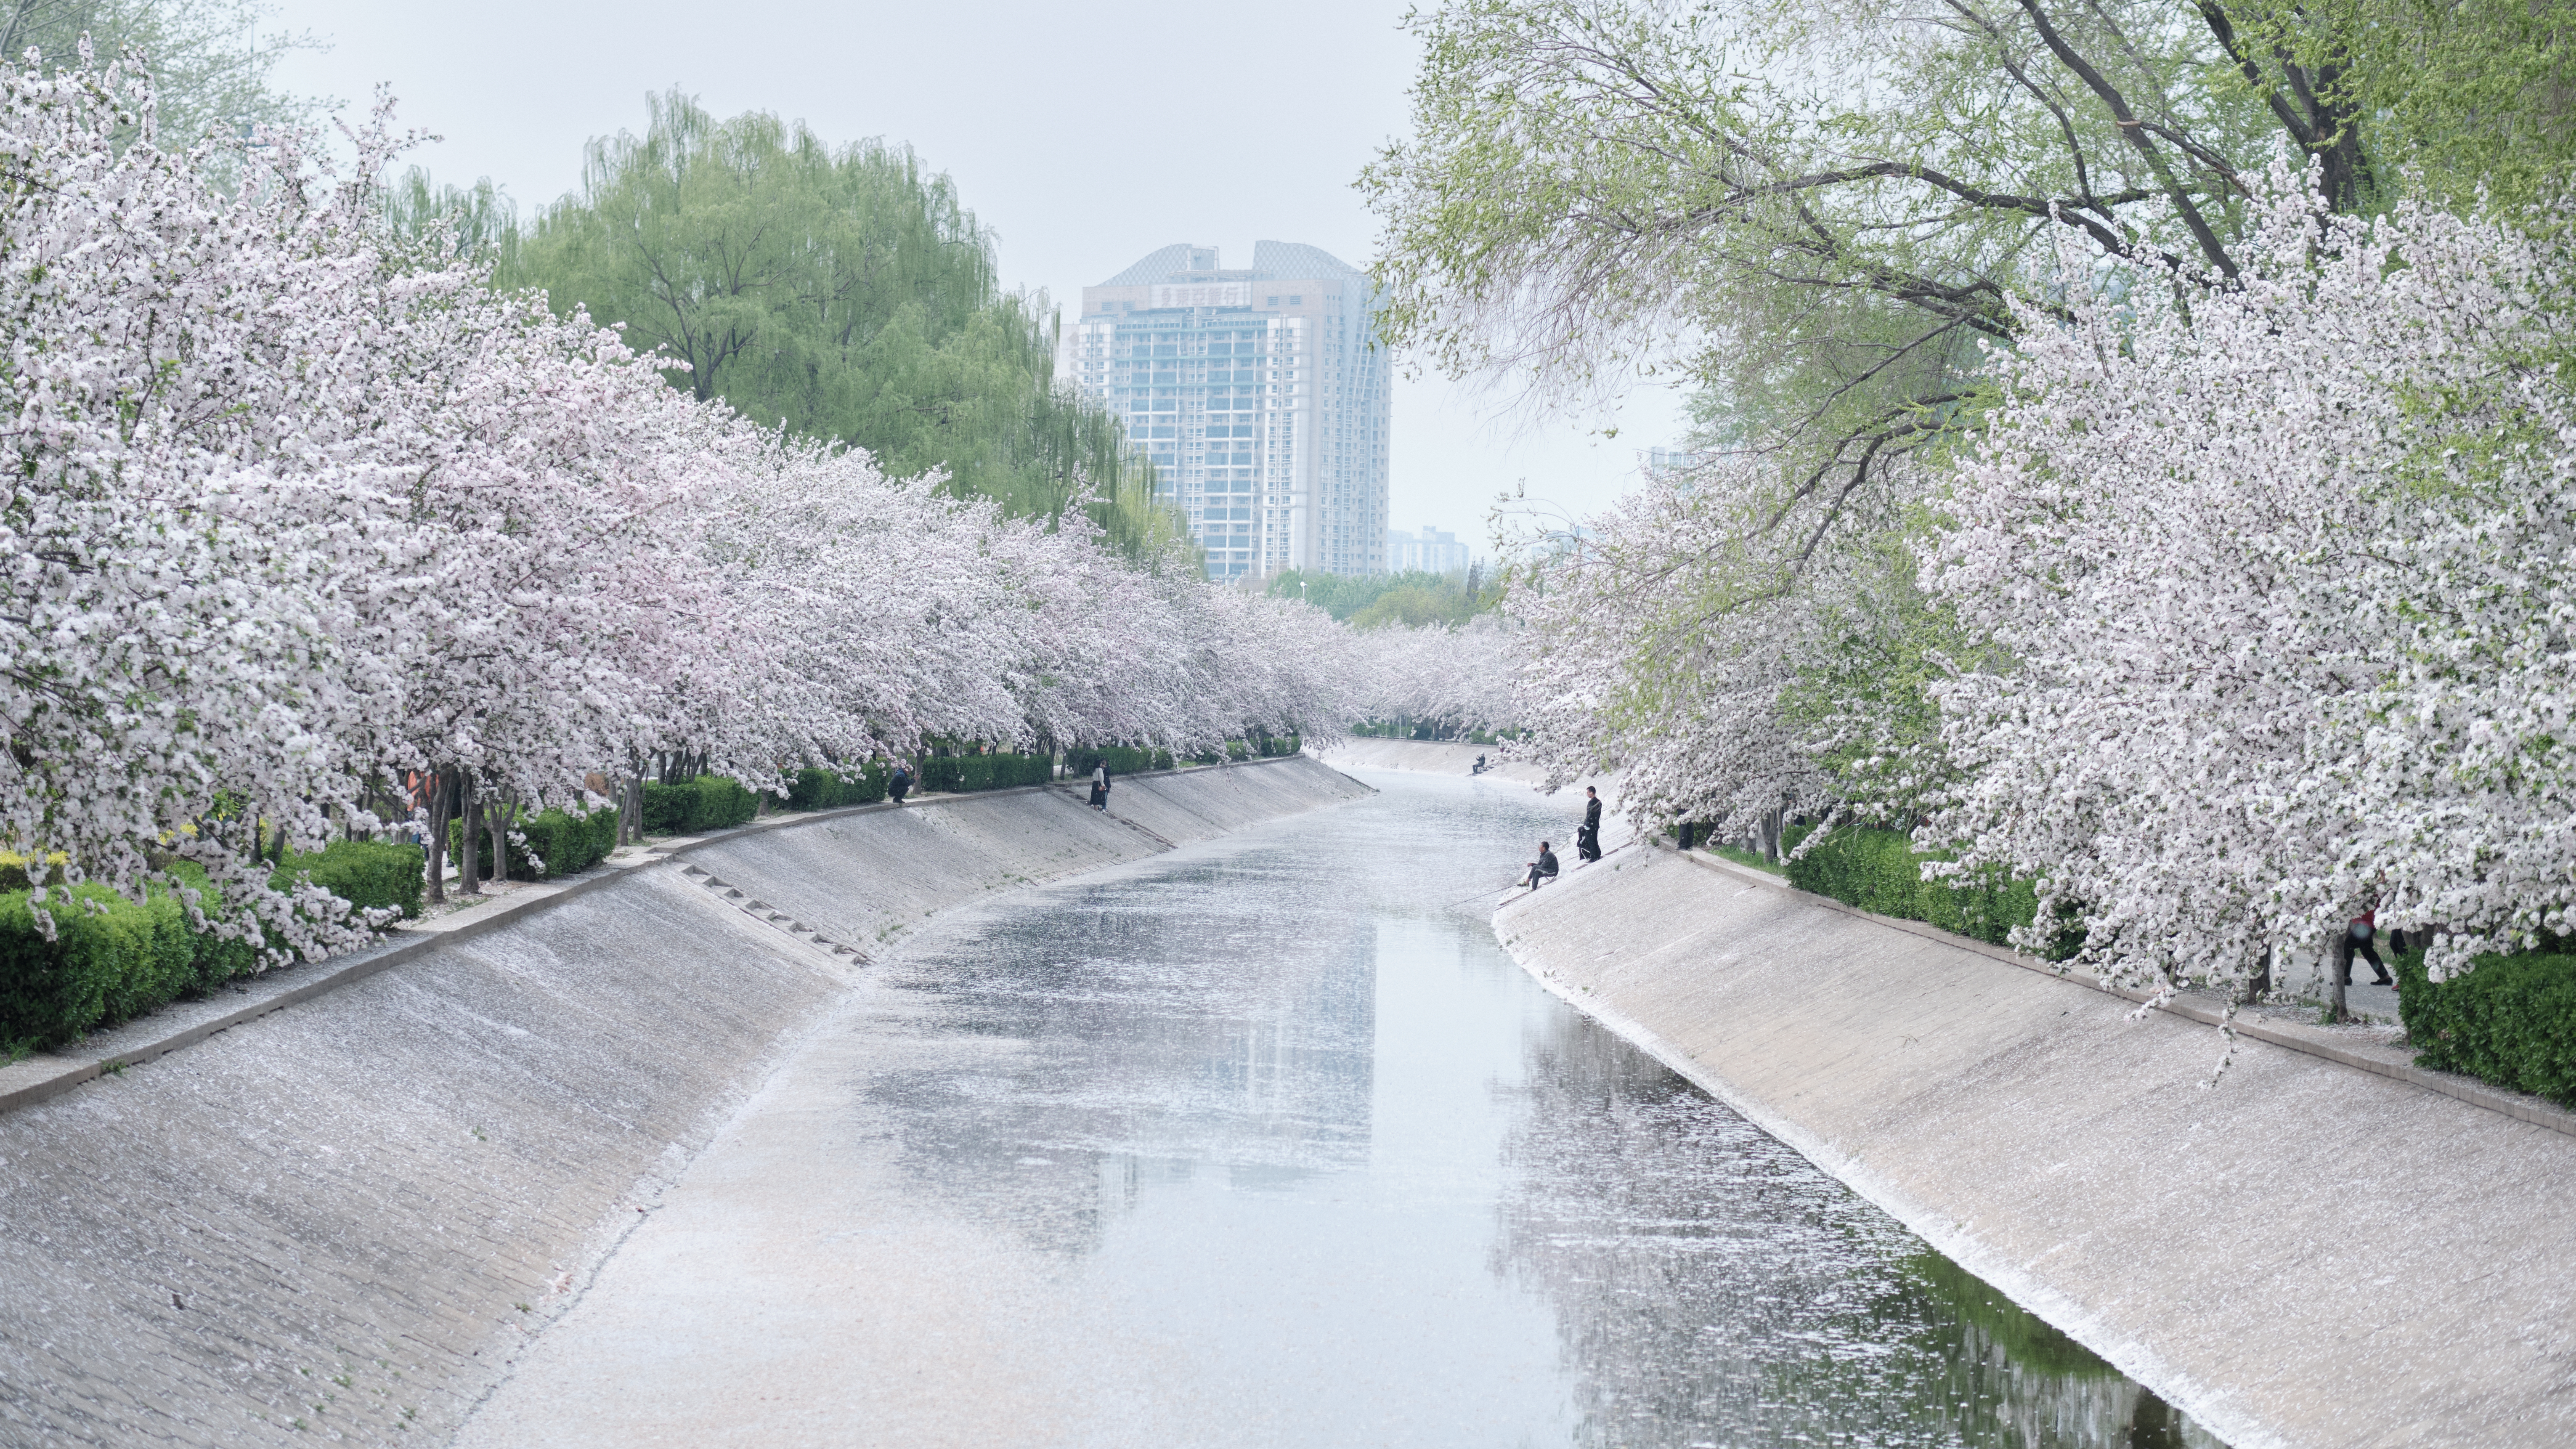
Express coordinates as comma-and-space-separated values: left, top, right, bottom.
1364, 0, 2576, 576
1366, 0, 2574, 829
0, 0, 319, 159
504, 90, 1184, 559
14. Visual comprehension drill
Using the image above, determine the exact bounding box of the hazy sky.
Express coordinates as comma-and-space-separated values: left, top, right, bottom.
262, 0, 1688, 553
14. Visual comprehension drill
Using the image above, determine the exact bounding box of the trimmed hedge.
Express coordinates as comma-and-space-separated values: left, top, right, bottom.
1, 878, 243, 1052
451, 809, 615, 882
1781, 824, 2059, 954
1064, 746, 1173, 777
2398, 950, 2576, 1107
641, 775, 761, 835
921, 752, 1054, 793
275, 840, 426, 918
3, 840, 428, 1053
787, 764, 888, 810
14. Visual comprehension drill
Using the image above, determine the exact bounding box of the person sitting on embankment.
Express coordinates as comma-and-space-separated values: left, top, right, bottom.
1521, 841, 1560, 892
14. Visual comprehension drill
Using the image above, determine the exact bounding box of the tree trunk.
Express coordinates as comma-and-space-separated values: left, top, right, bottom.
459, 775, 482, 896
488, 795, 513, 885
2326, 937, 2349, 1023
622, 756, 645, 846
424, 769, 451, 904
2242, 947, 2271, 1006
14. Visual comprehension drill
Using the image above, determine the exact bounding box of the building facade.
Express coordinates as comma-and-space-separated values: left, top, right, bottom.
1067, 242, 1391, 579
1388, 524, 1470, 575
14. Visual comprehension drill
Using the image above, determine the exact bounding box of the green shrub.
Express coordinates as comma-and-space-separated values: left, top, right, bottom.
0, 884, 194, 1051
919, 752, 1054, 793
1064, 746, 1173, 777
1781, 824, 2059, 953
1, 843, 433, 1052
454, 808, 620, 879
276, 840, 426, 918
639, 776, 761, 836
2399, 950, 2576, 1107
1256, 733, 1301, 757
787, 764, 889, 810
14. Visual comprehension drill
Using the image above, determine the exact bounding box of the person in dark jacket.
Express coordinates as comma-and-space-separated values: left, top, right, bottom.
889, 758, 912, 804
1576, 787, 1604, 863
2336, 906, 2393, 987
1522, 841, 1560, 890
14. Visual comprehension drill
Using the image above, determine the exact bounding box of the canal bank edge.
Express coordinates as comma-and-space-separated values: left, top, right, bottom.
1494, 843, 2576, 1449
0, 754, 1372, 1449
0, 753, 1342, 1119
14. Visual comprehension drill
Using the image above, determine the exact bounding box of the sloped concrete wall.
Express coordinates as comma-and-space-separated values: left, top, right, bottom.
1495, 845, 2576, 1449
1321, 737, 1559, 788
0, 757, 1366, 1449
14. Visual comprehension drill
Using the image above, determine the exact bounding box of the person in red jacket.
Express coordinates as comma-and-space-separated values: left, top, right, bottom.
2336, 905, 2394, 988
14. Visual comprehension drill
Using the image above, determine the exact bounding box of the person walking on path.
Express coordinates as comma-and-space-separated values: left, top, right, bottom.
2336, 905, 2394, 988
888, 758, 912, 805
1089, 761, 1111, 811
1521, 840, 1560, 891
1576, 787, 1604, 864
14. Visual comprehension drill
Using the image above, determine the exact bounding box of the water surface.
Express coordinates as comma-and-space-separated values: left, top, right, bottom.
870, 769, 2219, 1448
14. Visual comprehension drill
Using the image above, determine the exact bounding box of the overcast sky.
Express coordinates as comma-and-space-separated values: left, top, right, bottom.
262, 0, 1687, 554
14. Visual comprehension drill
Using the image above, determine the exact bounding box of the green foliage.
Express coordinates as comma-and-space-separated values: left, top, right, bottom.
1778, 534, 1991, 820
449, 809, 618, 882
0, 0, 322, 174
919, 752, 1054, 793
1268, 567, 1499, 626
1350, 719, 1518, 743
1707, 842, 1783, 877
639, 777, 761, 837
0, 884, 199, 1051
1064, 746, 1174, 777
0, 841, 433, 1052
501, 91, 1187, 560
1781, 824, 2054, 954
787, 765, 889, 810
274, 841, 427, 920
2327, 0, 2576, 216
2398, 950, 2576, 1107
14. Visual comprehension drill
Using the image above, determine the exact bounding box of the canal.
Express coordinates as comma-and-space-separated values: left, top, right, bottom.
464, 768, 2221, 1448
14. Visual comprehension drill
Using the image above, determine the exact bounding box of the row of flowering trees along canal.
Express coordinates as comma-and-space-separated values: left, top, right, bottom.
1358, 0, 2576, 1092
0, 54, 1506, 1054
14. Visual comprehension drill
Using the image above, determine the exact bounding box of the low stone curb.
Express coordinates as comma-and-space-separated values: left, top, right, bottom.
1664, 843, 2576, 1140
0, 753, 1312, 1120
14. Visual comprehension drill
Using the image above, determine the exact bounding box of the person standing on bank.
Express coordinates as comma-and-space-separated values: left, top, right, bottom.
1577, 787, 1604, 863
1521, 840, 1560, 891
1089, 761, 1111, 811
2337, 904, 2394, 988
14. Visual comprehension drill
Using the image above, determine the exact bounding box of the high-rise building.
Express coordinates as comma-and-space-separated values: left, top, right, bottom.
1067, 242, 1391, 579
1389, 524, 1471, 575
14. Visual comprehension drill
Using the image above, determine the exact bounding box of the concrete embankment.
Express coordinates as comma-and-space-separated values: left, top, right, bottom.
0, 756, 1367, 1449
1322, 736, 1557, 788
1495, 844, 2576, 1449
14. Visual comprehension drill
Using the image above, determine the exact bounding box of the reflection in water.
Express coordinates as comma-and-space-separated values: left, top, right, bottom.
868, 772, 2222, 1446
876, 851, 1378, 1255
1497, 1008, 2218, 1447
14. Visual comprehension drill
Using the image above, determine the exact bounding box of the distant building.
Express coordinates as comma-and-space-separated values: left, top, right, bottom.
1645, 445, 1706, 476
1067, 242, 1391, 579
1389, 524, 1471, 575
